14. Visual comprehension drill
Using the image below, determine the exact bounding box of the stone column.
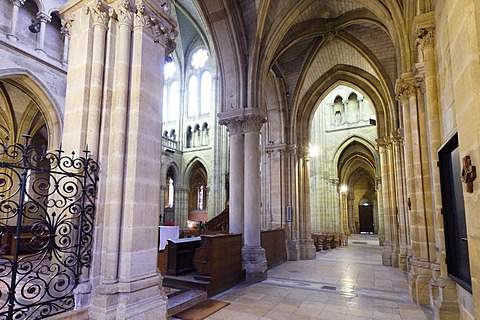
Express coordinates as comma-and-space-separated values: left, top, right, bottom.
86, 1, 108, 155
285, 146, 300, 260
7, 0, 24, 41
100, 0, 133, 285
378, 138, 399, 267
219, 116, 244, 235
376, 177, 385, 245
61, 0, 177, 318
395, 77, 415, 271
242, 110, 268, 281
417, 27, 460, 317
60, 24, 70, 66
176, 187, 189, 231
35, 12, 50, 52
298, 149, 316, 259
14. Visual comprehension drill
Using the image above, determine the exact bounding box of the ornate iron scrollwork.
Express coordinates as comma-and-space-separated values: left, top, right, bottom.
0, 136, 99, 319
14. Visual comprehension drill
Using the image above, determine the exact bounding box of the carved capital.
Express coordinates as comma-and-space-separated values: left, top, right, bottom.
416, 28, 435, 49
10, 0, 25, 7
88, 0, 109, 27
376, 136, 393, 152
219, 118, 243, 136
391, 129, 404, 145
36, 12, 50, 23
395, 78, 415, 101
133, 2, 151, 29
115, 0, 134, 26
243, 113, 266, 133
61, 14, 75, 37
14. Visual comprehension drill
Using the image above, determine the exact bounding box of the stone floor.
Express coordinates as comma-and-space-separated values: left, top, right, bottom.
203, 234, 434, 320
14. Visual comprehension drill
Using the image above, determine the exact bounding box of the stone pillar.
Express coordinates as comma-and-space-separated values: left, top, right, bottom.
298, 149, 315, 259
60, 0, 177, 318
60, 24, 70, 66
35, 12, 50, 52
395, 78, 414, 272
243, 111, 268, 281
175, 187, 189, 231
219, 109, 267, 281
376, 177, 385, 245
86, 1, 108, 155
417, 26, 460, 317
7, 0, 24, 41
285, 146, 301, 259
220, 118, 244, 235
377, 138, 399, 267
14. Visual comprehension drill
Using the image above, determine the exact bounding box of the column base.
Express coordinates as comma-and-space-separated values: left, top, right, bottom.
430, 273, 461, 320
242, 246, 267, 282
299, 238, 316, 260
73, 280, 92, 309
398, 244, 409, 271
408, 258, 431, 305
381, 241, 399, 267
286, 240, 300, 261
90, 272, 167, 319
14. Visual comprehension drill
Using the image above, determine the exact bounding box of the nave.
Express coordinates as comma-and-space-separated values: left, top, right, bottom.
193, 235, 434, 320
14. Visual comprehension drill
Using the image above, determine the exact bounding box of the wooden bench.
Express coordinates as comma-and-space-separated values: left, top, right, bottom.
193, 234, 244, 297
166, 237, 202, 276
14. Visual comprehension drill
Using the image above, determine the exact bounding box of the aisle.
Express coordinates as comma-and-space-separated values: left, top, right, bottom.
205, 235, 434, 320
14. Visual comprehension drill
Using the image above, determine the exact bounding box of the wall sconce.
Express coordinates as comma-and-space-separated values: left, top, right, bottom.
29, 19, 40, 33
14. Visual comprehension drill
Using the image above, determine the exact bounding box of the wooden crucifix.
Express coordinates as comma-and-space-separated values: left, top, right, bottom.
461, 155, 476, 193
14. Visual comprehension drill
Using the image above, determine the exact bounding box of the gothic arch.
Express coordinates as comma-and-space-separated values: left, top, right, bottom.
0, 69, 62, 146
332, 135, 380, 179
293, 65, 394, 148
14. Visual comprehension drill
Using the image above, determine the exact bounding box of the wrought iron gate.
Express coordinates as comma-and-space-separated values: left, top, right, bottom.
0, 136, 99, 319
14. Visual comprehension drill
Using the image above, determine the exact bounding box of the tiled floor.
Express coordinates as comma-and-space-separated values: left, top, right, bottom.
206, 235, 434, 320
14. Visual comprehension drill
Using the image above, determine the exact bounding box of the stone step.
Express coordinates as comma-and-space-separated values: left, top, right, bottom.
167, 288, 207, 316
163, 274, 210, 291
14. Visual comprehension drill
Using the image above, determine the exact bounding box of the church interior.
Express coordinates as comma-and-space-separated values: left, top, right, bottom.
1, 0, 480, 319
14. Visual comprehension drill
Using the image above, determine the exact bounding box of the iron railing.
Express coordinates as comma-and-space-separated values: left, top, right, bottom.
0, 136, 99, 319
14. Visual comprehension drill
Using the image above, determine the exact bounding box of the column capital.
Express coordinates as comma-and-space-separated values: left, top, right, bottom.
416, 28, 435, 50
87, 0, 109, 27
219, 118, 244, 135
61, 14, 74, 37
218, 108, 266, 135
9, 0, 25, 7
243, 112, 266, 134
394, 74, 415, 101
391, 129, 404, 145
114, 0, 134, 26
376, 136, 393, 152
36, 11, 51, 23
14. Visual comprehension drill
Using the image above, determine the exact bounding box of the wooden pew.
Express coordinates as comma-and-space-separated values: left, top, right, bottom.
166, 237, 202, 276
261, 229, 287, 269
193, 234, 244, 297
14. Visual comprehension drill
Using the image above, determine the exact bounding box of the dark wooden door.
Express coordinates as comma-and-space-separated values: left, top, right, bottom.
359, 205, 374, 233
439, 134, 471, 292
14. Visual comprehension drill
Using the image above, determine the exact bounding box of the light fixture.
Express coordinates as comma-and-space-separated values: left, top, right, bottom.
29, 20, 40, 33
340, 185, 348, 193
